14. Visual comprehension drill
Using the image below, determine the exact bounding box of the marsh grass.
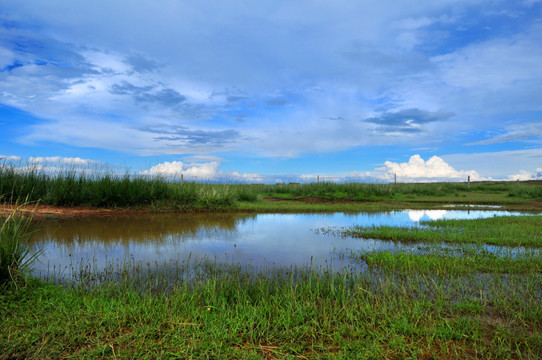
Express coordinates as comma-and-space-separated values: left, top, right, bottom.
2, 162, 541, 212
344, 215, 542, 247
354, 249, 542, 275
3, 213, 542, 358
0, 164, 244, 210
0, 204, 40, 285
1, 258, 540, 359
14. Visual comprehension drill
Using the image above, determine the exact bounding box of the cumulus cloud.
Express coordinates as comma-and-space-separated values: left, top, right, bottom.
507, 168, 542, 181
377, 155, 481, 182
140, 161, 219, 178
139, 160, 262, 183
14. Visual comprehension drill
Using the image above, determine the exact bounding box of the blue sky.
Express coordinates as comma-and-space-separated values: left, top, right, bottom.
1, 0, 541, 183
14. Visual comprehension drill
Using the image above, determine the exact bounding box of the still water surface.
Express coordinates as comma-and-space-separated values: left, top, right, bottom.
29, 209, 533, 279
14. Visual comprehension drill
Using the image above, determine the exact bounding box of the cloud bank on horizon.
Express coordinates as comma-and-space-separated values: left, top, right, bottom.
1, 0, 541, 181
5, 153, 538, 184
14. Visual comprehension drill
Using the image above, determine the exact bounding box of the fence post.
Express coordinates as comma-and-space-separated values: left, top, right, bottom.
467, 175, 470, 188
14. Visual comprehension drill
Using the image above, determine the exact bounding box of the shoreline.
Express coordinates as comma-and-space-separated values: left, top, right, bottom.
1, 198, 541, 220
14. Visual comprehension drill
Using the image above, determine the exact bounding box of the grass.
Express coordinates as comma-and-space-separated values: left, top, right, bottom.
2, 163, 542, 213
354, 248, 542, 275
1, 261, 540, 359
0, 203, 40, 285
343, 215, 542, 247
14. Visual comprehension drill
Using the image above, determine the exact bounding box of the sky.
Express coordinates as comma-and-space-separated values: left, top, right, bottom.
1, 0, 541, 183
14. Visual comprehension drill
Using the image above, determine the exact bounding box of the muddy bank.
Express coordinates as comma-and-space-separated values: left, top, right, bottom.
0, 204, 151, 220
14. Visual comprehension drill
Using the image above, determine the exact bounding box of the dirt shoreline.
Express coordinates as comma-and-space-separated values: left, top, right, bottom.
2, 200, 540, 220
0, 204, 152, 220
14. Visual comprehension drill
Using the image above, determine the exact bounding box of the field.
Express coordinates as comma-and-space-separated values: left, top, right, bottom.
1, 167, 541, 358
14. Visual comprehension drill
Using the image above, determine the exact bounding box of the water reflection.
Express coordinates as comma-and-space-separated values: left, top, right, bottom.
32, 213, 254, 245
406, 210, 448, 222
29, 209, 535, 279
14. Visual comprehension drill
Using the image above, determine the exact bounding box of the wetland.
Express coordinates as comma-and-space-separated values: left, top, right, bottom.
1, 169, 542, 359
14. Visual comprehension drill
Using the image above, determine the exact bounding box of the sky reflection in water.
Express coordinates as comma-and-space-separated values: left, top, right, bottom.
30, 209, 533, 278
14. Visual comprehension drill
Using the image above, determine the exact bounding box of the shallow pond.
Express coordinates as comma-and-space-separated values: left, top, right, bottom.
29, 209, 535, 279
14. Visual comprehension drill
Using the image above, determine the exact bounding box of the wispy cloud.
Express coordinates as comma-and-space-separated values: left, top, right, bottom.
468, 122, 542, 145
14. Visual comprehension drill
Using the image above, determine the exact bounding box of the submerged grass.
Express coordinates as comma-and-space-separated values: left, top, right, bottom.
344, 215, 542, 247
1, 262, 540, 359
355, 249, 542, 275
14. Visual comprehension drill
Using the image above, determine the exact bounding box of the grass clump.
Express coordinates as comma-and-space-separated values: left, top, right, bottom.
0, 205, 39, 285
355, 249, 542, 275
344, 215, 542, 247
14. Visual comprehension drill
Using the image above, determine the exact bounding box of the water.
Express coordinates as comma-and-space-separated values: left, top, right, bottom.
29, 209, 534, 279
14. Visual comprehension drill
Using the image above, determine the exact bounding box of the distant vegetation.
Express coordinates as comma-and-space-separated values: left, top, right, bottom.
1, 163, 541, 211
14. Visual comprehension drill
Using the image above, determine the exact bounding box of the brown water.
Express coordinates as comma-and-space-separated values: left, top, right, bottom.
29, 209, 531, 279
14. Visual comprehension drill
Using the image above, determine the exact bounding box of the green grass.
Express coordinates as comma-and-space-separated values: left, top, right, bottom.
2, 163, 541, 213
0, 204, 40, 285
344, 215, 542, 247
354, 249, 542, 275
1, 263, 541, 359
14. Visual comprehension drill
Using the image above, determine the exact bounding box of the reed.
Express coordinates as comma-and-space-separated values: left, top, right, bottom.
3, 162, 541, 212
0, 204, 40, 285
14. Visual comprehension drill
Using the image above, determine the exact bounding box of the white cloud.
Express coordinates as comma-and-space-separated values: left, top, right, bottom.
377, 155, 481, 182
507, 168, 542, 181
28, 156, 97, 166
442, 148, 542, 180
0, 154, 23, 162
139, 160, 263, 182
140, 161, 219, 178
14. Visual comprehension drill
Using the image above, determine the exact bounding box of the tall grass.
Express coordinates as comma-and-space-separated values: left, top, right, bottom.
0, 204, 40, 285
0, 164, 243, 210
2, 162, 541, 210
